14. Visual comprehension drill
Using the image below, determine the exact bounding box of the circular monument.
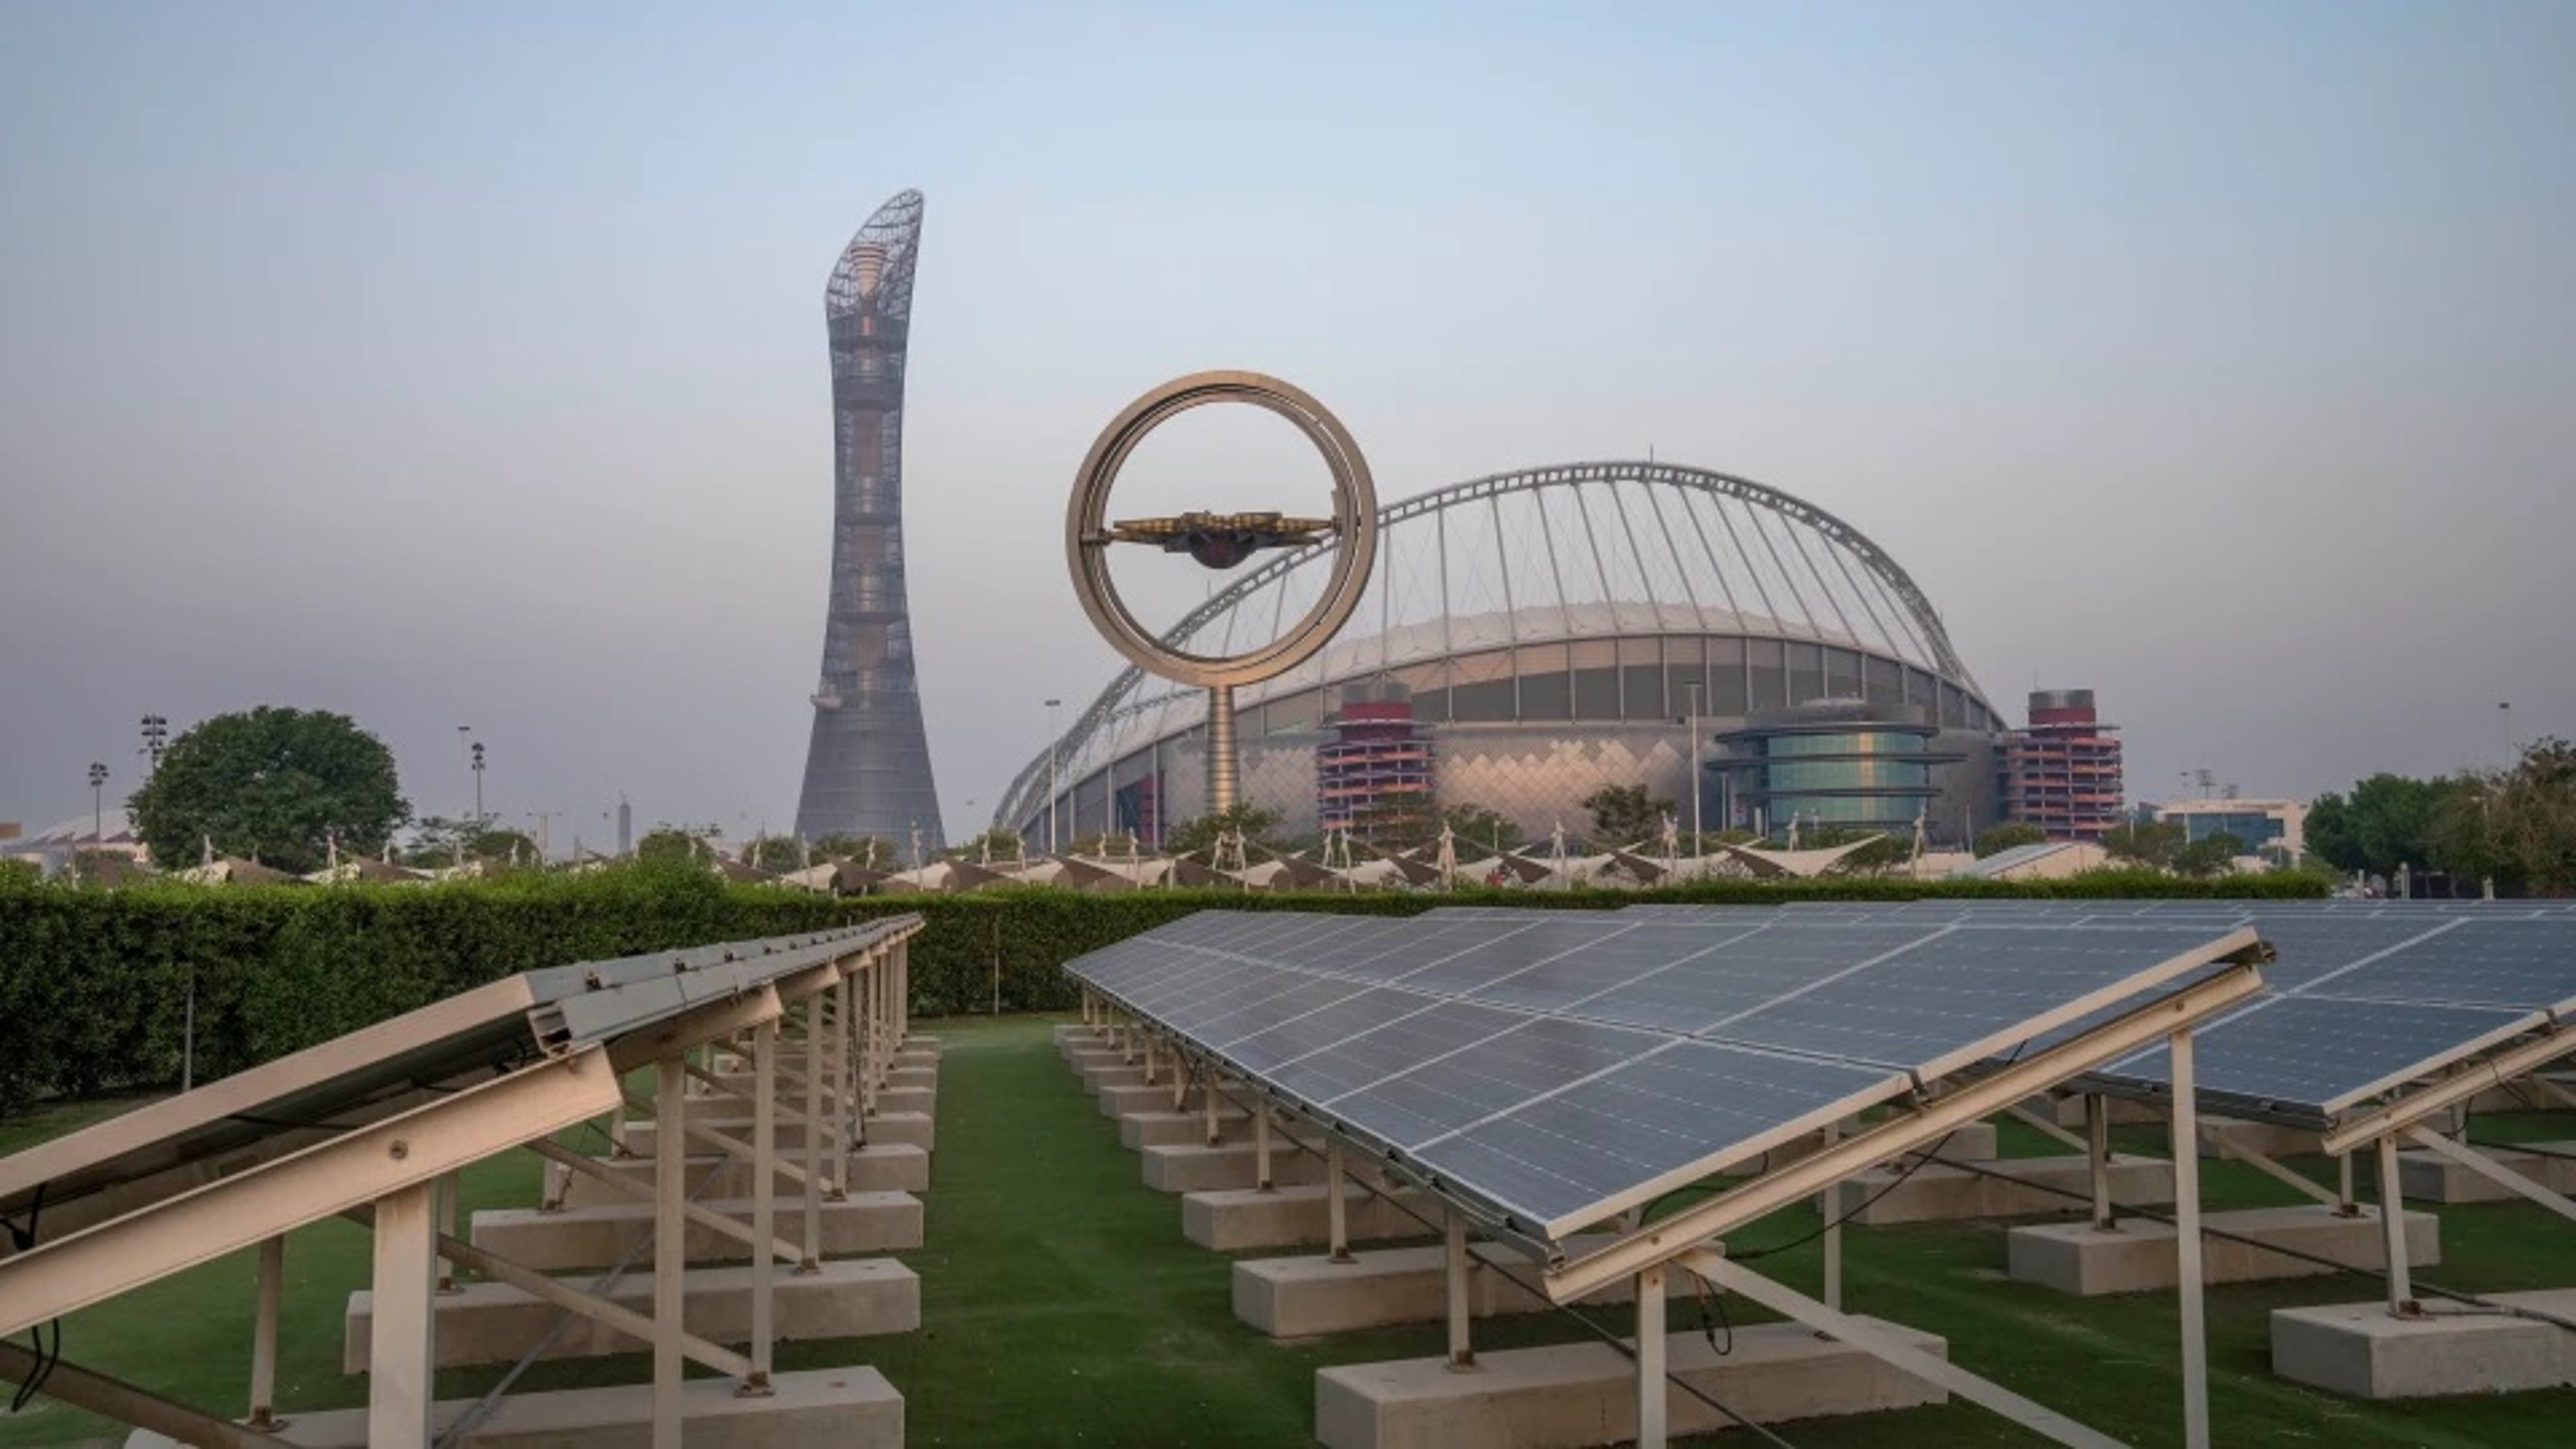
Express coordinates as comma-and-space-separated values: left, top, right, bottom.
1065, 369, 1377, 815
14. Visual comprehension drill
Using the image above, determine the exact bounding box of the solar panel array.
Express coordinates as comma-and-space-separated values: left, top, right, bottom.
1631, 899, 2576, 1125
1068, 910, 2255, 1239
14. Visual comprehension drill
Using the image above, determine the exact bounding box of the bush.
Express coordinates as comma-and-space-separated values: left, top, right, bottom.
0, 866, 2331, 1109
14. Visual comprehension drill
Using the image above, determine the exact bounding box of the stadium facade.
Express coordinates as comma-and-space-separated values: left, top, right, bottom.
995, 461, 2007, 849
794, 191, 946, 848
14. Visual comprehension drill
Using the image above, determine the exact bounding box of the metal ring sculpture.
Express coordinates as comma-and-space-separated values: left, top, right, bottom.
1066, 370, 1377, 690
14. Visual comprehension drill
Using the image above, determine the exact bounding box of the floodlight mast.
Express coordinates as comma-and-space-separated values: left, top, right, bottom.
1065, 370, 1377, 819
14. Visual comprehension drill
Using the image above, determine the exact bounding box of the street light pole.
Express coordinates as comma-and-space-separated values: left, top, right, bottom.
138, 714, 168, 772
88, 762, 108, 848
1044, 698, 1063, 855
472, 742, 486, 824
1685, 682, 1704, 857
2500, 700, 2514, 765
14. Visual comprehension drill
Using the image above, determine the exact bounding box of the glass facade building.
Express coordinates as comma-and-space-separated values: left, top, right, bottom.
1712, 701, 1961, 837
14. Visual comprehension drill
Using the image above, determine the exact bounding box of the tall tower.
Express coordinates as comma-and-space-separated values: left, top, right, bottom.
795, 190, 944, 846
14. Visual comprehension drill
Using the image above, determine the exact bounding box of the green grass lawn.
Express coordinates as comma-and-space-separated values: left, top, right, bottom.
6, 1015, 2576, 1447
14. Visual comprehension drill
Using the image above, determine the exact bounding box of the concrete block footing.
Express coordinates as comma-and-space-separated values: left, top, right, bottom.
1099, 1081, 1180, 1118
1081, 1062, 1150, 1093
2197, 1118, 2323, 1161
2396, 1141, 2576, 1203
1833, 1154, 2174, 1225
2035, 1094, 2169, 1128
2273, 1288, 2576, 1398
1235, 1241, 1631, 1338
1121, 1108, 1252, 1149
1145, 1140, 1327, 1193
469, 1191, 922, 1271
1184, 1183, 1435, 1252
344, 1257, 918, 1370
620, 1111, 935, 1155
876, 1084, 935, 1115
559, 1144, 930, 1207
1314, 1322, 1947, 1449
125, 1367, 902, 1449
2008, 1205, 2439, 1295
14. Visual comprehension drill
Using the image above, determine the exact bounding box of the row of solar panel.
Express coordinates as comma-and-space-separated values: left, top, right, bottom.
1068, 910, 2250, 1236
1427, 901, 2576, 1125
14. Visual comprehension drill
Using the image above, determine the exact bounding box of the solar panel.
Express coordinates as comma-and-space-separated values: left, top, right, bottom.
2103, 994, 2539, 1123
1067, 907, 2256, 1237
2301, 919, 2576, 1011
1407, 1042, 1901, 1232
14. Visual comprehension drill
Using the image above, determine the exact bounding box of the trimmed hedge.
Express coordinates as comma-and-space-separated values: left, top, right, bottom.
0, 866, 2330, 1109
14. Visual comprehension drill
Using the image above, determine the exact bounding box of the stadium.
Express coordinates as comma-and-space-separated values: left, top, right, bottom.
996, 460, 2005, 849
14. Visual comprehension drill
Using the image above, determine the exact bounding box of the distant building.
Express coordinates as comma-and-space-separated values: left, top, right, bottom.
1001, 463, 2008, 848
1711, 699, 1962, 840
2153, 797, 2308, 862
6, 810, 146, 876
1316, 681, 1435, 844
2000, 688, 2125, 841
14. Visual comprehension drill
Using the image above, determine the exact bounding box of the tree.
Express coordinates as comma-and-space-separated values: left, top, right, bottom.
2173, 830, 2245, 877
126, 707, 407, 874
2100, 818, 2186, 871
2426, 738, 2576, 894
1166, 803, 1282, 857
403, 816, 538, 869
951, 826, 1028, 862
2306, 774, 2455, 878
1348, 788, 1439, 850
636, 828, 712, 865
1441, 803, 1523, 858
809, 833, 899, 869
745, 836, 808, 874
1974, 822, 2049, 859
1580, 784, 1673, 848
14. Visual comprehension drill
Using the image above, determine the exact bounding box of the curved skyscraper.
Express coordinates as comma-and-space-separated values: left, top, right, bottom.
795, 190, 944, 848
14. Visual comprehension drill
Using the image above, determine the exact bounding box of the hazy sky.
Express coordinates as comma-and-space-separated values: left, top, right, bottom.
5, 2, 2570, 845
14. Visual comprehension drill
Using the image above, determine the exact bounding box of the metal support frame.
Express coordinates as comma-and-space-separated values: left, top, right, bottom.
1203, 1070, 1222, 1146
2086, 1094, 2115, 1231
653, 1058, 685, 1449
2338, 1150, 2359, 1217
1, 1050, 621, 1337
1445, 1209, 1476, 1371
744, 1018, 778, 1397
801, 994, 826, 1268
1635, 1263, 1666, 1449
2376, 1133, 2417, 1316
2169, 1027, 2208, 1449
832, 975, 856, 1191
2320, 1026, 2576, 1157
1818, 1116, 1843, 1311
1327, 1138, 1352, 1263
522, 1140, 801, 1265
1255, 1105, 1275, 1191
1544, 964, 2264, 1304
2403, 1124, 2576, 1224
2198, 1125, 2341, 1209
1678, 1249, 2124, 1449
2004, 1097, 2092, 1156
245, 1234, 286, 1429
0, 1341, 273, 1448
369, 1179, 438, 1447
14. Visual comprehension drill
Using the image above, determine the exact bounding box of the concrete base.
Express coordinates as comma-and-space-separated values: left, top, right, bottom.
126, 1367, 902, 1448
2273, 1287, 2576, 1398
1833, 1154, 2174, 1225
470, 1192, 922, 1270
893, 1046, 938, 1070
345, 1257, 917, 1370
1315, 1322, 1947, 1449
559, 1144, 929, 1207
1183, 1184, 1435, 1252
876, 1084, 935, 1116
1121, 1108, 1253, 1149
1235, 1241, 1631, 1338
2397, 1141, 2576, 1203
620, 1111, 935, 1155
1144, 1140, 1327, 1193
1099, 1081, 1180, 1119
2008, 1205, 2440, 1296
1081, 1062, 1150, 1092
886, 1065, 935, 1092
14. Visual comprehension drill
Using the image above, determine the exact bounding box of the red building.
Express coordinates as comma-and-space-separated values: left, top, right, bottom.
1317, 683, 1435, 844
2000, 689, 2124, 841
